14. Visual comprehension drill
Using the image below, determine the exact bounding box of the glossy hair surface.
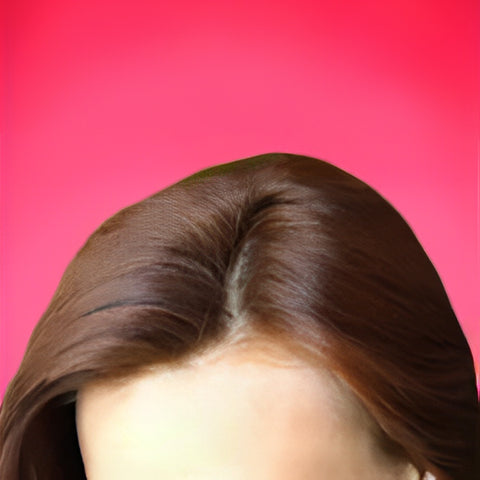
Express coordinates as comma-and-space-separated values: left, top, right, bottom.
0, 153, 478, 479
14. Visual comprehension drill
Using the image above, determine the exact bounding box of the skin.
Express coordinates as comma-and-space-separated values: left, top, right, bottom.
76, 340, 424, 480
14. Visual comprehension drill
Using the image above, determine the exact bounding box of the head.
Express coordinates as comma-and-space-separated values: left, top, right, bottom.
0, 153, 478, 479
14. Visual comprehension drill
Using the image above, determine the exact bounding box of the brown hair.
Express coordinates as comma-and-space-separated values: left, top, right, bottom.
0, 153, 478, 479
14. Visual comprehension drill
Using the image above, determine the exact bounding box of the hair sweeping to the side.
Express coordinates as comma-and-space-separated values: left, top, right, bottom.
0, 153, 478, 479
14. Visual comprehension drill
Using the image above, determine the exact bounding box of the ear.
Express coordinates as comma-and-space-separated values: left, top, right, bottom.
402, 464, 437, 480
400, 462, 421, 480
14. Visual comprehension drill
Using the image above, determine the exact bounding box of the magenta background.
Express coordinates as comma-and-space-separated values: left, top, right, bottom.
1, 1, 479, 400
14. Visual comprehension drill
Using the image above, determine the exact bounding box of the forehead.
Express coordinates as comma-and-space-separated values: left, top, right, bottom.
76, 344, 413, 480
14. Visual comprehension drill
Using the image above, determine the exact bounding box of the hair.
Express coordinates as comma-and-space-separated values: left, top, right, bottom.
0, 153, 478, 479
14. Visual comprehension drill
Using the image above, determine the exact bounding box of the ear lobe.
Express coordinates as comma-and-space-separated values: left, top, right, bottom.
402, 464, 437, 480
400, 462, 421, 480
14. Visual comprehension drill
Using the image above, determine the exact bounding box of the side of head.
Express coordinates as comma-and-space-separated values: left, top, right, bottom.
0, 153, 478, 479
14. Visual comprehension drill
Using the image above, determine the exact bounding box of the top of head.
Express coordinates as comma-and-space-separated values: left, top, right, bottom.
0, 153, 477, 480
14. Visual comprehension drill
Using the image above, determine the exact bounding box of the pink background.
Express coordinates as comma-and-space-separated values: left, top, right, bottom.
1, 1, 479, 400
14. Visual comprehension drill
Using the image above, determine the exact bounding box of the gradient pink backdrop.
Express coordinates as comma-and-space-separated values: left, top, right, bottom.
1, 0, 479, 400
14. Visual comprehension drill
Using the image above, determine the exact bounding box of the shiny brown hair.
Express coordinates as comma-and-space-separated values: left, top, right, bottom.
0, 153, 478, 479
